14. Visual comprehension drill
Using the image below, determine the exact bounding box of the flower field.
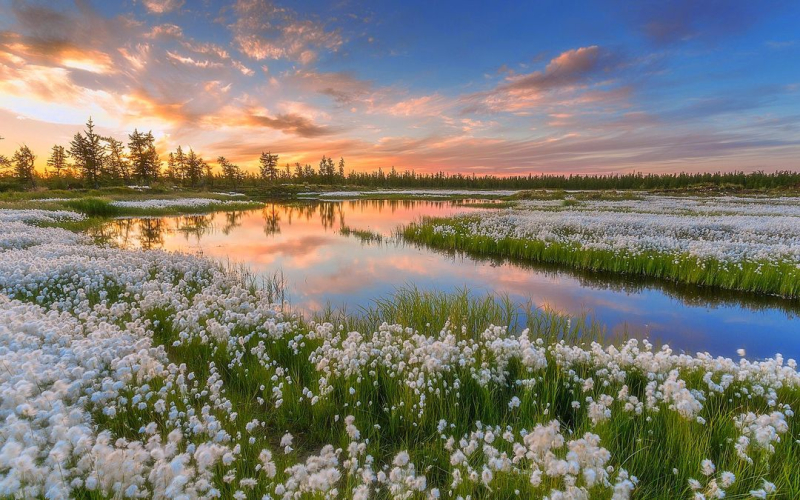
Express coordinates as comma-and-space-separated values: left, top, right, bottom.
403, 195, 800, 299
0, 207, 799, 499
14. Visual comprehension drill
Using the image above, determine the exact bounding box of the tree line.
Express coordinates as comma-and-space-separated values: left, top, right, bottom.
1, 118, 799, 191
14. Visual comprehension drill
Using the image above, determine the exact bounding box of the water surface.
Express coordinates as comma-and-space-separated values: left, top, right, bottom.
95, 200, 800, 359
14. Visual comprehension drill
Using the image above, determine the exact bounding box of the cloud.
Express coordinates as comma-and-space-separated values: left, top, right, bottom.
166, 50, 223, 68
619, 0, 785, 45
0, 1, 284, 136
288, 70, 373, 105
143, 0, 185, 15
461, 46, 627, 115
246, 112, 335, 138
502, 46, 607, 91
230, 0, 342, 64
387, 95, 450, 117
1, 0, 798, 176
765, 40, 796, 49
363, 124, 800, 174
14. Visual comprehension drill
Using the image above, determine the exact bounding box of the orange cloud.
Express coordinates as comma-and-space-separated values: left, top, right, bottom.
231, 0, 343, 64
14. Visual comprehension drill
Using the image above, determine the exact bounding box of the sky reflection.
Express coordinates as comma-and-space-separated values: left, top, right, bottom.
97, 200, 800, 360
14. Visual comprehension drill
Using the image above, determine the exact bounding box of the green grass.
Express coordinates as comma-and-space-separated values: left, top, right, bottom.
339, 224, 385, 243
6, 201, 800, 498
403, 217, 800, 299
64, 197, 124, 216
17, 273, 800, 498
458, 200, 517, 209
27, 196, 263, 217
507, 190, 645, 202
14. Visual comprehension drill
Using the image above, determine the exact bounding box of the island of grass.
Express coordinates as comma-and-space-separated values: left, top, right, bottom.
403, 194, 800, 299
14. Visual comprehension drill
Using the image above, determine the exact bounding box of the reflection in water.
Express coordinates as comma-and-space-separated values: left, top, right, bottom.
177, 215, 213, 241
223, 211, 244, 235
263, 205, 281, 236
97, 200, 800, 359
139, 219, 166, 249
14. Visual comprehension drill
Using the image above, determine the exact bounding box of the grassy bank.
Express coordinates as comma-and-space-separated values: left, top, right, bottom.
63, 197, 263, 217
403, 217, 800, 300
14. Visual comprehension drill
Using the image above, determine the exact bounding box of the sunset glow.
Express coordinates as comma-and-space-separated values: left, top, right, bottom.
0, 0, 799, 174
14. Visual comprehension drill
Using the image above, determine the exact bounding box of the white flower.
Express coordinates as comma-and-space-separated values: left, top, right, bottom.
701, 459, 715, 476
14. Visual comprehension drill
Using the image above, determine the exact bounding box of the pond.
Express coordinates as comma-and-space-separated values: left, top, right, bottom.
93, 199, 800, 359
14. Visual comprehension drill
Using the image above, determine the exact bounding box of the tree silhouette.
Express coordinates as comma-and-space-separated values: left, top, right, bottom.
11, 145, 36, 186
218, 156, 241, 188
47, 145, 70, 178
69, 118, 105, 187
104, 137, 129, 182
185, 149, 203, 187
0, 137, 8, 172
128, 129, 160, 182
259, 151, 279, 183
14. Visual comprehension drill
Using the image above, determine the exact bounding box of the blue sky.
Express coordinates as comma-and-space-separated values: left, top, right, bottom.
0, 0, 798, 174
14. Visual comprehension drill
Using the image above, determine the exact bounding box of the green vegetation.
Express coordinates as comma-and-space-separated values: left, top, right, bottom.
0, 190, 262, 217
507, 190, 645, 202
403, 217, 800, 299
5, 208, 800, 498
64, 197, 124, 217
28, 278, 800, 497
456, 200, 517, 208
339, 225, 384, 243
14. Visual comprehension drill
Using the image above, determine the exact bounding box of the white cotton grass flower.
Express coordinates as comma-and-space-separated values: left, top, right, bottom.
0, 206, 798, 498
719, 471, 735, 488
424, 194, 800, 274
110, 198, 252, 209
281, 432, 294, 453
701, 459, 715, 476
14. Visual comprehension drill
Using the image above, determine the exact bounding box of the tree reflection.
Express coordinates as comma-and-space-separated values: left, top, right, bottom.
319, 202, 337, 229
88, 218, 136, 246
139, 218, 165, 249
176, 215, 213, 241
222, 210, 244, 235
263, 204, 281, 236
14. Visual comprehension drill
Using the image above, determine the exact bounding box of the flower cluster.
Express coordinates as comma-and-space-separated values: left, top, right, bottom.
110, 198, 252, 209
304, 189, 519, 198
0, 207, 796, 498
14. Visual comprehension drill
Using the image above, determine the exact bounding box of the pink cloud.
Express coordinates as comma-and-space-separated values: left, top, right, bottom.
143, 0, 185, 14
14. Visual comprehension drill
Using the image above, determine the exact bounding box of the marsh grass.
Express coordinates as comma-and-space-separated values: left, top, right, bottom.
66, 282, 800, 497
403, 217, 800, 299
458, 200, 517, 209
65, 197, 124, 217
339, 225, 385, 243
0, 188, 262, 215
10, 253, 800, 498
5, 205, 800, 498
61, 197, 263, 217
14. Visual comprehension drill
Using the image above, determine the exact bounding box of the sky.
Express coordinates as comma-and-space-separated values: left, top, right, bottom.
0, 0, 799, 175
